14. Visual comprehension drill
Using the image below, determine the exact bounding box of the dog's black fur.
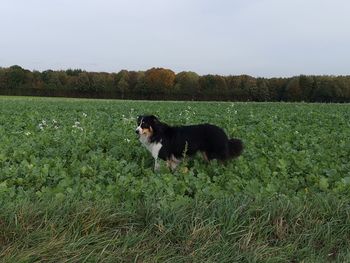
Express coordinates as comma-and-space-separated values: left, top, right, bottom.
136, 115, 243, 163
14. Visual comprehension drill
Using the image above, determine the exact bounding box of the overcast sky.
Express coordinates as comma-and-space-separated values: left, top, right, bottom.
1, 0, 349, 77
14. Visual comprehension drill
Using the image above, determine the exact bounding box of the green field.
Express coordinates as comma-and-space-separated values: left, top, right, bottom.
1, 96, 350, 262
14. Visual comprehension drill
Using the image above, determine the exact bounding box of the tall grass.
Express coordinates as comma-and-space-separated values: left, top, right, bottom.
1, 194, 349, 262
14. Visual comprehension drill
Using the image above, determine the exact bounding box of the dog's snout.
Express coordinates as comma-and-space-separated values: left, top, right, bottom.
135, 128, 140, 134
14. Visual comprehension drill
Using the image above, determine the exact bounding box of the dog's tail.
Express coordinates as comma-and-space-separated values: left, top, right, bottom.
227, 138, 243, 159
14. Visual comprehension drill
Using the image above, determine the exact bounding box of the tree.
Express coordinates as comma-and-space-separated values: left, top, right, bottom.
0, 68, 6, 89
1, 65, 350, 102
42, 70, 64, 90
68, 72, 90, 92
256, 78, 270, 101
6, 65, 28, 89
268, 78, 287, 101
284, 77, 302, 101
312, 77, 334, 102
174, 71, 200, 97
239, 75, 257, 101
66, 69, 83, 76
144, 68, 175, 93
299, 75, 314, 101
117, 74, 129, 99
199, 75, 227, 96
336, 77, 350, 101
134, 71, 146, 94
128, 71, 142, 92
90, 73, 107, 92
226, 76, 244, 100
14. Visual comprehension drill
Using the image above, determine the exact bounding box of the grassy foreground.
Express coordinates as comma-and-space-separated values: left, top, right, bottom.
1, 195, 350, 262
0, 96, 350, 262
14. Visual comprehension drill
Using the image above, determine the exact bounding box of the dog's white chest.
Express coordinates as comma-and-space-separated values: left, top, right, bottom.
139, 136, 162, 158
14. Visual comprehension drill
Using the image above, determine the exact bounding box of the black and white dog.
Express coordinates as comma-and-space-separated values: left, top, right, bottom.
135, 115, 243, 171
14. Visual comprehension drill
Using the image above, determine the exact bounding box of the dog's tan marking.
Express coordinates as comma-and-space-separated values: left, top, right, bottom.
140, 127, 152, 136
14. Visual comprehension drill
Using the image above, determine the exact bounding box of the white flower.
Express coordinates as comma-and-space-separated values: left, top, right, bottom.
38, 119, 48, 130
72, 125, 83, 131
82, 113, 87, 117
72, 121, 83, 131
24, 131, 31, 136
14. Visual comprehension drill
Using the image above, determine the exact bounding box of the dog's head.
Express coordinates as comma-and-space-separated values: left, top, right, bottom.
135, 115, 160, 138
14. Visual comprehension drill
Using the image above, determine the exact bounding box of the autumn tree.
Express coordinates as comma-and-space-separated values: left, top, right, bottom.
0, 65, 350, 102
144, 68, 175, 93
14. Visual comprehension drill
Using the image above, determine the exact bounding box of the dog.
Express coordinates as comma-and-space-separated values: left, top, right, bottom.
135, 115, 243, 171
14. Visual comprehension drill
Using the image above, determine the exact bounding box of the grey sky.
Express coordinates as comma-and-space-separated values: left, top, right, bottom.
1, 0, 349, 77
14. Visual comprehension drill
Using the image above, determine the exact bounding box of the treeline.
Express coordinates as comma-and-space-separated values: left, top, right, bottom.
1, 65, 350, 102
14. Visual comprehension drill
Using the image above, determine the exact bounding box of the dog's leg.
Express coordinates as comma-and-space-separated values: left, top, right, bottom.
170, 161, 178, 171
166, 156, 180, 172
202, 152, 209, 162
154, 158, 160, 172
166, 159, 172, 169
170, 155, 180, 171
150, 142, 162, 172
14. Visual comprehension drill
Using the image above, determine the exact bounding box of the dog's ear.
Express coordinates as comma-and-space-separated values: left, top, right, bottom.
137, 115, 143, 124
149, 115, 164, 140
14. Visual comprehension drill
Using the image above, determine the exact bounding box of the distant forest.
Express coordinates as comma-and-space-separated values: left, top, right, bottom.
1, 65, 350, 102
